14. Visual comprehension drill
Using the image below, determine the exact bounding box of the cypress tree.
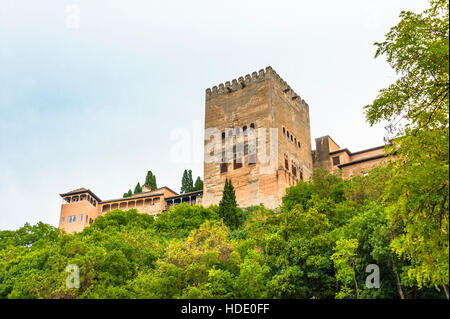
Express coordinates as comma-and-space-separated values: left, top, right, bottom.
145, 171, 157, 189
194, 176, 203, 191
187, 170, 194, 193
219, 179, 240, 229
134, 182, 142, 194
123, 189, 132, 198
181, 170, 188, 193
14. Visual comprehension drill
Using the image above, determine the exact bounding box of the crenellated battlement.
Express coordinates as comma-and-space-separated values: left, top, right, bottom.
205, 66, 309, 110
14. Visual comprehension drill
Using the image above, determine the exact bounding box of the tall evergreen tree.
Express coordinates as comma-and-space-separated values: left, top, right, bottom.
134, 182, 142, 194
187, 170, 194, 193
181, 169, 194, 193
145, 171, 157, 189
181, 170, 188, 193
194, 176, 203, 191
219, 179, 240, 229
123, 189, 132, 198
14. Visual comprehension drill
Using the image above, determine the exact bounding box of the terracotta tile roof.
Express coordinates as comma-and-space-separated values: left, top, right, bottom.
59, 188, 102, 202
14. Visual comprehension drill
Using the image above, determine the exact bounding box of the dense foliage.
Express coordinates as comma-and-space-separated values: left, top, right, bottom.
364, 0, 449, 295
0, 168, 447, 299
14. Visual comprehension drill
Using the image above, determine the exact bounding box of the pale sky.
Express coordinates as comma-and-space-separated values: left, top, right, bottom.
0, 0, 429, 230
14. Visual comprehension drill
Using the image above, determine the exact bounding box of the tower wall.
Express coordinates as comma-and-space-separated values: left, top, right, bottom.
203, 67, 313, 209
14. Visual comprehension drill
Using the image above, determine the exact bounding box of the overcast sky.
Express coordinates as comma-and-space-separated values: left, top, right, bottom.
0, 0, 429, 230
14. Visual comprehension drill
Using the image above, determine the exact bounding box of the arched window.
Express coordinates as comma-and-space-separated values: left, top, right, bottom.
298, 141, 301, 149
222, 132, 225, 140
287, 131, 290, 138
250, 123, 255, 129
243, 125, 247, 132
282, 127, 286, 135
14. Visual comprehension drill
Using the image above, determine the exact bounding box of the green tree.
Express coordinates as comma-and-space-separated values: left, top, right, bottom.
219, 179, 241, 229
134, 182, 142, 194
194, 176, 203, 191
180, 170, 187, 193
145, 171, 157, 190
364, 0, 449, 296
123, 189, 132, 198
331, 239, 360, 299
181, 169, 194, 193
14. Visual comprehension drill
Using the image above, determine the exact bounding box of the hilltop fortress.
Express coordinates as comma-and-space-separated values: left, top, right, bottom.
58, 66, 387, 233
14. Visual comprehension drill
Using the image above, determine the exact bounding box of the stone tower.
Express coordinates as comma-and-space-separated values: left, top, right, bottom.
203, 66, 313, 209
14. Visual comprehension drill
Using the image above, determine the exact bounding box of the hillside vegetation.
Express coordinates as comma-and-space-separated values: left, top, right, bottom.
0, 168, 447, 299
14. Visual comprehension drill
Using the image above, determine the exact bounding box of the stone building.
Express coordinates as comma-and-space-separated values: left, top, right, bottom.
58, 66, 388, 233
58, 185, 201, 233
312, 136, 388, 179
202, 66, 313, 209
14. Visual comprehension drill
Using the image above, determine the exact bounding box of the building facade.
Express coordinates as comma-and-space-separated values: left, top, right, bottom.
58, 185, 198, 233
58, 66, 388, 233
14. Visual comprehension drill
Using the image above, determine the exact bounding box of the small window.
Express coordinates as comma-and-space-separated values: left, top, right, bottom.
282, 127, 286, 135
300, 170, 304, 181
86, 215, 88, 223
250, 123, 255, 129
292, 164, 297, 177
332, 156, 340, 166
298, 141, 301, 149
286, 131, 290, 138
285, 158, 289, 170
61, 217, 65, 225
79, 214, 83, 222
291, 135, 293, 142
243, 125, 247, 132
220, 163, 228, 174
221, 132, 225, 140
89, 218, 93, 225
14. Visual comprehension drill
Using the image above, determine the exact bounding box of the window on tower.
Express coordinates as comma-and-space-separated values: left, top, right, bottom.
233, 158, 243, 169
332, 156, 340, 166
220, 163, 228, 174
